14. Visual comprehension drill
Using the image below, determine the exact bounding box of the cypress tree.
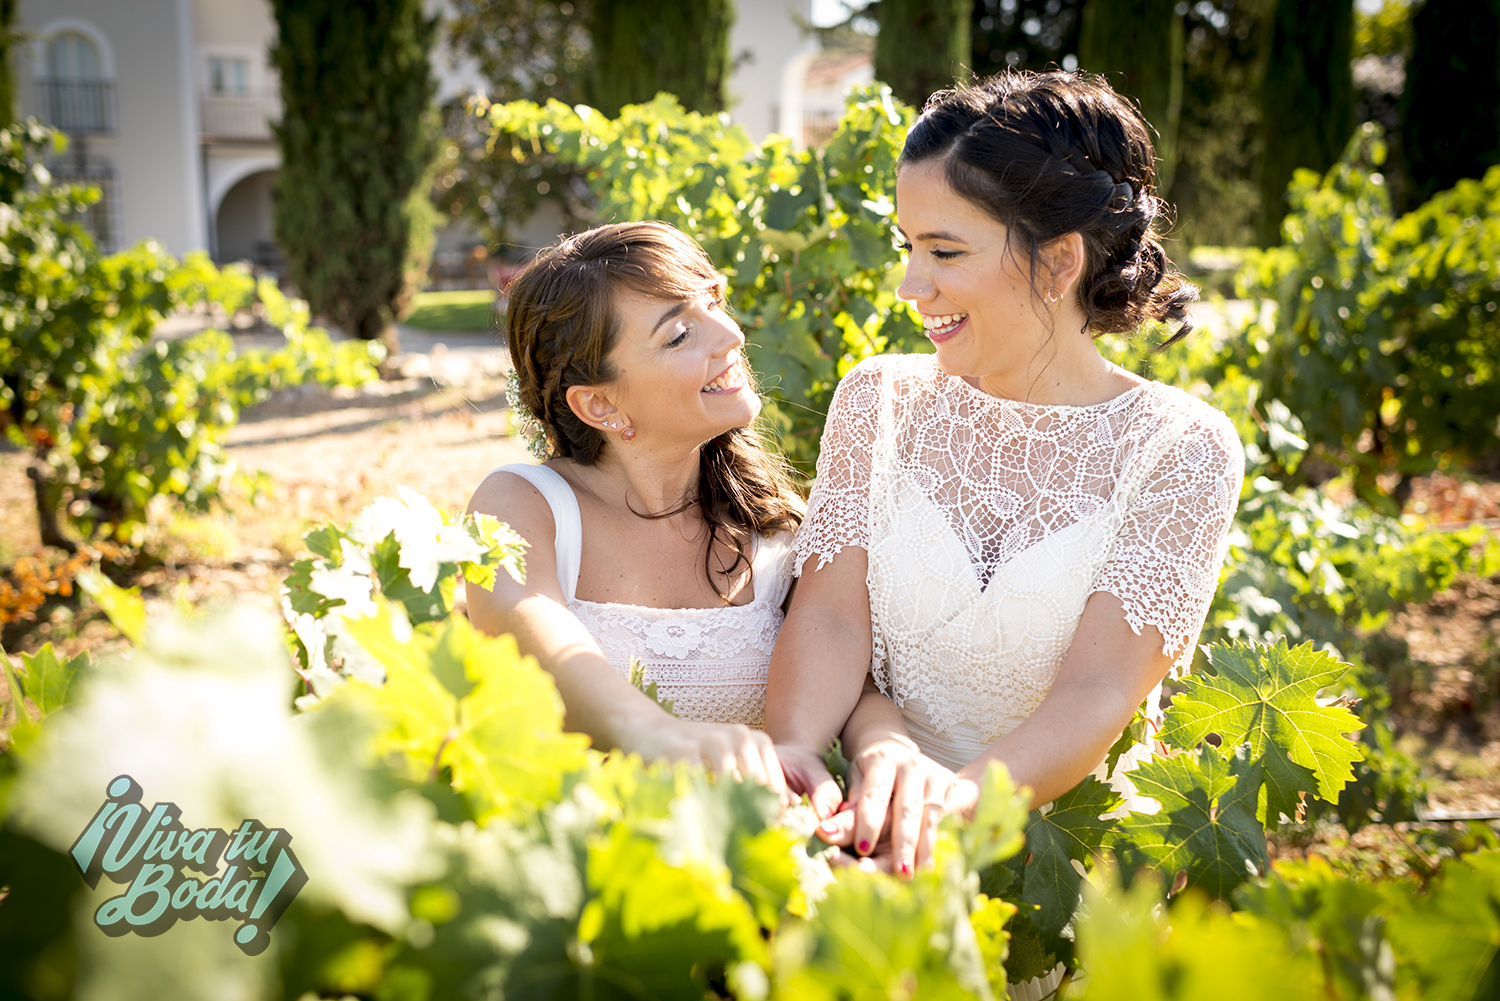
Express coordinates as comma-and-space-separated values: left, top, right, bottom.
875, 0, 973, 109
270, 0, 440, 350
1077, 0, 1184, 195
1402, 0, 1500, 206
0, 0, 16, 129
1255, 0, 1355, 246
585, 0, 733, 117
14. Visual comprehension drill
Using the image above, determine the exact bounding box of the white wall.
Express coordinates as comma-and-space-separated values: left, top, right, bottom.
19, 0, 206, 255
729, 0, 818, 142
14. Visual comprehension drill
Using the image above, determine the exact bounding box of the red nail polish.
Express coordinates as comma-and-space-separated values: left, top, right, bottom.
858, 840, 871, 855
900, 860, 911, 876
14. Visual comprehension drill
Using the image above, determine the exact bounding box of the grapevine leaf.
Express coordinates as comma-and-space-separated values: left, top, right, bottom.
580, 821, 768, 996
460, 560, 496, 592
282, 557, 343, 617
368, 533, 449, 625
472, 512, 526, 585
76, 569, 146, 645
1258, 743, 1318, 829
17, 643, 89, 717
627, 656, 676, 716
1022, 775, 1122, 935
0, 652, 40, 754
1385, 851, 1500, 1001
302, 523, 344, 562
1104, 708, 1148, 780
1160, 638, 1364, 805
1117, 743, 1268, 899
336, 605, 590, 821
773, 869, 985, 1001
957, 760, 1029, 873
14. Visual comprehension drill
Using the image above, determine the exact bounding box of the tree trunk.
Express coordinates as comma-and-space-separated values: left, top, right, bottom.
1077, 0, 1184, 195
26, 459, 76, 553
875, 0, 973, 110
585, 0, 734, 117
1401, 0, 1500, 208
1255, 0, 1355, 246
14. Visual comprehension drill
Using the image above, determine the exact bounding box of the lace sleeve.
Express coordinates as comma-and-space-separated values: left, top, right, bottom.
792, 360, 886, 575
1092, 405, 1245, 671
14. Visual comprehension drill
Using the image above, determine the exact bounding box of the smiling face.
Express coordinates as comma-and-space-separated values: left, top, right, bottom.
895, 160, 1061, 389
600, 286, 759, 449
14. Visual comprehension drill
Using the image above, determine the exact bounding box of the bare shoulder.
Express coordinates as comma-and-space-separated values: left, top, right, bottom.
467, 467, 558, 550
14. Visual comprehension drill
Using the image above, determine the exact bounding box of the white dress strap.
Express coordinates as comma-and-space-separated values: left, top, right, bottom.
489, 464, 582, 600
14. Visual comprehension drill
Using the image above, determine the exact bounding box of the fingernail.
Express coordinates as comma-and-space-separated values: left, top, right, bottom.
820, 820, 839, 834
900, 860, 911, 876
858, 840, 871, 855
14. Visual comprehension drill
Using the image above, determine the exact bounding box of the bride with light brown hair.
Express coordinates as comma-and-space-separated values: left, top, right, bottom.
466, 221, 813, 786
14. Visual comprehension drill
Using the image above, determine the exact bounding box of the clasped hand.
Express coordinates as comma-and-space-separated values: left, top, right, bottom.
779, 738, 978, 877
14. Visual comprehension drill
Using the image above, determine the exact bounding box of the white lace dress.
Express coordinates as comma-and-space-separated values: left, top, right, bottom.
793, 354, 1245, 773
492, 464, 794, 728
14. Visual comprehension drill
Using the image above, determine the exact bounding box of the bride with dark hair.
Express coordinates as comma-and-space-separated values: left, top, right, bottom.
766, 71, 1244, 934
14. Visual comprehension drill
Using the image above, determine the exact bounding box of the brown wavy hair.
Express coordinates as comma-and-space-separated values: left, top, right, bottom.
505, 221, 803, 600
901, 70, 1198, 344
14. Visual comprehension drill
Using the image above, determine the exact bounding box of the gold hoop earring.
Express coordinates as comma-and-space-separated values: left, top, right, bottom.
1044, 287, 1063, 309
621, 427, 637, 442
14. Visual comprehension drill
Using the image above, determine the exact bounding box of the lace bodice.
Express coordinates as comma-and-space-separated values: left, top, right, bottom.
793, 355, 1244, 768
492, 464, 794, 728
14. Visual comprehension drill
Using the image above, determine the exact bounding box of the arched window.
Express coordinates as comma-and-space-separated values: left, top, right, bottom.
43, 32, 113, 133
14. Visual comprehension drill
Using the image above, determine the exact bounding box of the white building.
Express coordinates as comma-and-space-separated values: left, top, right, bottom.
14, 0, 818, 263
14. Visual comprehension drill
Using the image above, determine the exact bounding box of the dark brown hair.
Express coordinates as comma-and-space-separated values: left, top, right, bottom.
901, 70, 1197, 343
505, 221, 803, 599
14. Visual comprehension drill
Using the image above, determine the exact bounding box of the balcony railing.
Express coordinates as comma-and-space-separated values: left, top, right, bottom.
201, 89, 280, 141
35, 78, 117, 135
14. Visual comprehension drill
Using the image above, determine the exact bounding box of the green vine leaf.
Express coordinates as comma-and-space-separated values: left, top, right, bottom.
1022, 775, 1122, 935
1159, 639, 1365, 815
1117, 744, 1269, 899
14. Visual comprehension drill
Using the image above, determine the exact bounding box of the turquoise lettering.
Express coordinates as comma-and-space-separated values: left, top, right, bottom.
196, 865, 238, 911
95, 863, 175, 929
223, 877, 258, 914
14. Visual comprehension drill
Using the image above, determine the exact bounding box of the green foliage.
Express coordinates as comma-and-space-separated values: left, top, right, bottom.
0, 123, 381, 547
1078, 872, 1323, 1001
628, 655, 677, 715
1077, 0, 1184, 192
1236, 125, 1500, 504
1255, 0, 1355, 246
280, 487, 527, 691
271, 0, 441, 344
4, 545, 1498, 998
1401, 0, 1500, 206
1161, 639, 1364, 816
437, 0, 593, 251
874, 0, 971, 110
1353, 0, 1413, 60
480, 88, 928, 473
585, 0, 733, 117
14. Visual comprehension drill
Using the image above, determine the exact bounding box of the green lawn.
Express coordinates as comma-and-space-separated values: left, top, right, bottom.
405, 290, 499, 332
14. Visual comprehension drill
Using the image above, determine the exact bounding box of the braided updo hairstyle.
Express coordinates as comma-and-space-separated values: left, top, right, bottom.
505, 221, 803, 599
901, 70, 1197, 342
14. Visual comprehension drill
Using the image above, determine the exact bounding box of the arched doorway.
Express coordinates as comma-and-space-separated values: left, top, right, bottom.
214, 169, 282, 269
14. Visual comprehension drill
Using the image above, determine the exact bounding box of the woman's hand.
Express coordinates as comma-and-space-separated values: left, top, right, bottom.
624, 716, 789, 800
816, 737, 965, 878
774, 742, 844, 819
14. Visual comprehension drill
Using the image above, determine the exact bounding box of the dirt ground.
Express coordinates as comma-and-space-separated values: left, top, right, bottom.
1, 320, 1497, 824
